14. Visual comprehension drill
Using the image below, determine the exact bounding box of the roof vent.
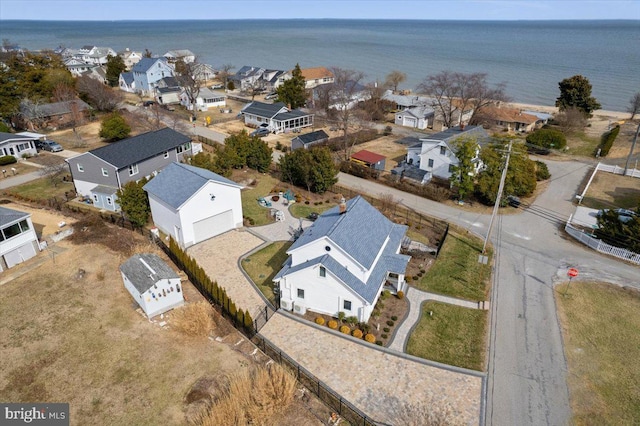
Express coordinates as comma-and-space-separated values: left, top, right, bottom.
339, 196, 347, 214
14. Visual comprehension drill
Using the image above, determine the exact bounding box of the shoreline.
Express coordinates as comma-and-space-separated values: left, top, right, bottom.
508, 101, 630, 121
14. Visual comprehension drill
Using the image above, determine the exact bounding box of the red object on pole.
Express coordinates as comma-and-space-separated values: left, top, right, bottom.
568, 268, 579, 278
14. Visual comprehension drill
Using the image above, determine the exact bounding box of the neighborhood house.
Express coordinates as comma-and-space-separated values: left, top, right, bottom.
120, 253, 184, 318
0, 132, 40, 159
241, 101, 314, 134
66, 128, 196, 211
0, 206, 41, 271
143, 162, 243, 248
273, 196, 410, 323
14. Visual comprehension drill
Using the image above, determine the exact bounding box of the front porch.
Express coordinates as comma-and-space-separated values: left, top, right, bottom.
383, 272, 407, 294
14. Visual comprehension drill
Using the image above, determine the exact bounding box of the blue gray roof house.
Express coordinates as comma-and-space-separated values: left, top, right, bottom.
274, 196, 410, 305
143, 162, 242, 209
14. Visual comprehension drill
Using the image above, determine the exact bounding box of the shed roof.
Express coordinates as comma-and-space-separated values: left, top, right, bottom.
120, 253, 179, 294
351, 150, 386, 164
292, 130, 329, 146
143, 162, 241, 209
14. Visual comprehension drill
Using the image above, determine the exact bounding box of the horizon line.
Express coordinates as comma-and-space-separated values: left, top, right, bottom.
2, 18, 639, 22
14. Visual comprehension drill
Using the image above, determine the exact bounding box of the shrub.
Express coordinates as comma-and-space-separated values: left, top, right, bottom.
99, 111, 131, 142
381, 333, 388, 339
305, 200, 310, 205
535, 160, 551, 181
412, 275, 419, 281
339, 325, 351, 334
0, 155, 17, 166
386, 320, 395, 327
365, 334, 376, 343
315, 317, 325, 326
526, 128, 567, 151
383, 125, 393, 136
599, 125, 620, 157
383, 327, 390, 333
352, 329, 363, 338
170, 301, 215, 337
327, 320, 338, 330
391, 315, 398, 321
380, 289, 390, 300
271, 195, 279, 202
376, 341, 383, 346
397, 290, 405, 300
405, 277, 412, 283
376, 301, 384, 310
420, 269, 426, 274
346, 316, 358, 326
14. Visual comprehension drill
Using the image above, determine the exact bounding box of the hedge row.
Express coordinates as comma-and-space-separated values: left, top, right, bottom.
599, 125, 620, 157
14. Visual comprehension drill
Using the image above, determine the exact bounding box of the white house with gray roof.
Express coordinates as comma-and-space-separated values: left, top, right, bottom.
0, 132, 39, 160
0, 206, 41, 271
143, 162, 243, 248
66, 128, 195, 212
273, 196, 410, 322
395, 105, 435, 130
240, 101, 313, 134
120, 253, 184, 318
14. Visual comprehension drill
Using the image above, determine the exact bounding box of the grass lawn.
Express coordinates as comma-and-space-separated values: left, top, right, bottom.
413, 230, 491, 301
241, 241, 292, 301
5, 177, 74, 201
238, 172, 280, 226
580, 171, 640, 210
289, 201, 336, 219
556, 282, 640, 425
406, 301, 487, 371
566, 131, 600, 157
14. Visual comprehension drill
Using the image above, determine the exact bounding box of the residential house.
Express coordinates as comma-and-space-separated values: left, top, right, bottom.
144, 162, 243, 248
382, 90, 433, 111
191, 63, 217, 82
119, 49, 143, 69
65, 57, 98, 77
291, 130, 329, 150
180, 87, 226, 111
75, 45, 117, 65
300, 67, 334, 89
273, 196, 410, 323
66, 128, 195, 212
0, 132, 39, 159
155, 76, 182, 89
163, 49, 196, 64
15, 99, 92, 131
261, 69, 291, 92
230, 65, 266, 91
395, 105, 435, 130
156, 87, 182, 106
350, 150, 386, 171
474, 106, 539, 132
120, 253, 184, 318
0, 206, 41, 271
81, 66, 108, 85
523, 110, 553, 127
406, 125, 489, 181
119, 72, 136, 93
131, 57, 174, 95
240, 101, 314, 134
327, 80, 371, 111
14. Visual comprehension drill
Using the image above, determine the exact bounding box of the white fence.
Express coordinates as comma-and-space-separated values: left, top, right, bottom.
596, 163, 640, 178
565, 218, 640, 265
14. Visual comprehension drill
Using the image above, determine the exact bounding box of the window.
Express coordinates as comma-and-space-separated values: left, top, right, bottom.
106, 197, 113, 206
319, 266, 326, 277
297, 288, 305, 299
77, 163, 84, 172
428, 159, 434, 168
93, 194, 99, 202
163, 151, 169, 159
128, 163, 139, 176
101, 168, 109, 177
343, 300, 352, 311
440, 146, 446, 155
448, 164, 455, 173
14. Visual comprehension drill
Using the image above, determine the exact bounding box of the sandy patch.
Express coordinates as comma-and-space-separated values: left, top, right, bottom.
0, 201, 76, 241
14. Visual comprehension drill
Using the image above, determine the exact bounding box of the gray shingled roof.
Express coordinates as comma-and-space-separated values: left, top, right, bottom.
120, 72, 134, 85
0, 132, 36, 143
120, 253, 179, 294
0, 206, 29, 228
242, 101, 288, 119
292, 130, 329, 146
23, 99, 91, 119
143, 162, 241, 209
89, 128, 190, 169
91, 185, 118, 195
423, 125, 489, 144
132, 57, 167, 73
157, 86, 181, 94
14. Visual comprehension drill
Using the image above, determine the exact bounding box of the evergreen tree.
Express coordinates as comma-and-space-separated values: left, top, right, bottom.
105, 54, 127, 87
279, 146, 337, 194
116, 179, 150, 228
555, 75, 601, 117
99, 112, 131, 141
449, 137, 478, 201
276, 63, 307, 109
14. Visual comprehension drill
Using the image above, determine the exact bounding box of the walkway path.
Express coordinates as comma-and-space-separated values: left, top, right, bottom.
388, 286, 484, 352
249, 196, 312, 242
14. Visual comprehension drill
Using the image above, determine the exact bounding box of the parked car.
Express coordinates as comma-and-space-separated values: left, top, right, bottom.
211, 83, 224, 90
37, 140, 63, 152
307, 212, 319, 221
265, 92, 278, 100
250, 128, 270, 137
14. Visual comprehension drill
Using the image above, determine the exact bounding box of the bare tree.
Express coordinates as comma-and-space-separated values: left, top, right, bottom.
327, 67, 367, 159
76, 75, 122, 111
418, 71, 507, 128
174, 58, 204, 115
39, 156, 68, 187
385, 70, 407, 93
18, 99, 45, 131
217, 63, 235, 90
628, 92, 640, 120
245, 78, 267, 100
555, 106, 587, 133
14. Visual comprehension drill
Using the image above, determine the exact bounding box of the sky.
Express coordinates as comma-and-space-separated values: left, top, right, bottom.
0, 0, 638, 21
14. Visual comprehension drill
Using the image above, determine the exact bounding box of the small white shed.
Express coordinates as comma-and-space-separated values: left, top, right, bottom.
120, 253, 184, 318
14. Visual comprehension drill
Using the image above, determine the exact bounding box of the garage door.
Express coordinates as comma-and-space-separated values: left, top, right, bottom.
3, 241, 37, 268
404, 117, 416, 127
192, 210, 235, 244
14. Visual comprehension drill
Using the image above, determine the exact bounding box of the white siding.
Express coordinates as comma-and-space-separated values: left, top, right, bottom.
121, 273, 184, 318
290, 238, 367, 282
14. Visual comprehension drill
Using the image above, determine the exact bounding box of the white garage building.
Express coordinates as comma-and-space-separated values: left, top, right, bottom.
143, 162, 243, 248
0, 206, 41, 271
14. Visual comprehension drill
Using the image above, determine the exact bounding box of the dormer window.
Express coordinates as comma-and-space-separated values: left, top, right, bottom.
319, 266, 326, 278
440, 146, 446, 155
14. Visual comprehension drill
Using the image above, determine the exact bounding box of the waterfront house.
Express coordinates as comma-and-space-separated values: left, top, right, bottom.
163, 49, 196, 64
300, 67, 334, 89
273, 196, 410, 323
144, 162, 243, 248
473, 105, 539, 132
230, 65, 266, 91
0, 206, 41, 271
118, 48, 143, 69
394, 105, 435, 130
66, 128, 195, 211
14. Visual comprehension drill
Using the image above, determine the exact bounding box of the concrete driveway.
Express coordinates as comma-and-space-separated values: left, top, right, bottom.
250, 196, 313, 242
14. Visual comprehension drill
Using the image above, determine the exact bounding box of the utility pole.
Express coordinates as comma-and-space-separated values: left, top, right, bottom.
482, 140, 513, 254
624, 122, 640, 176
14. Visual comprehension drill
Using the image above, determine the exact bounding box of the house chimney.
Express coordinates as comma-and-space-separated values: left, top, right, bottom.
339, 196, 347, 214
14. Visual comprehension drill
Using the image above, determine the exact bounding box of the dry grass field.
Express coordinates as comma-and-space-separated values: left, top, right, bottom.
581, 171, 640, 210
0, 206, 325, 426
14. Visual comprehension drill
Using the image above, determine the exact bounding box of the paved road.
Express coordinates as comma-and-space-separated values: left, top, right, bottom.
337, 161, 640, 426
